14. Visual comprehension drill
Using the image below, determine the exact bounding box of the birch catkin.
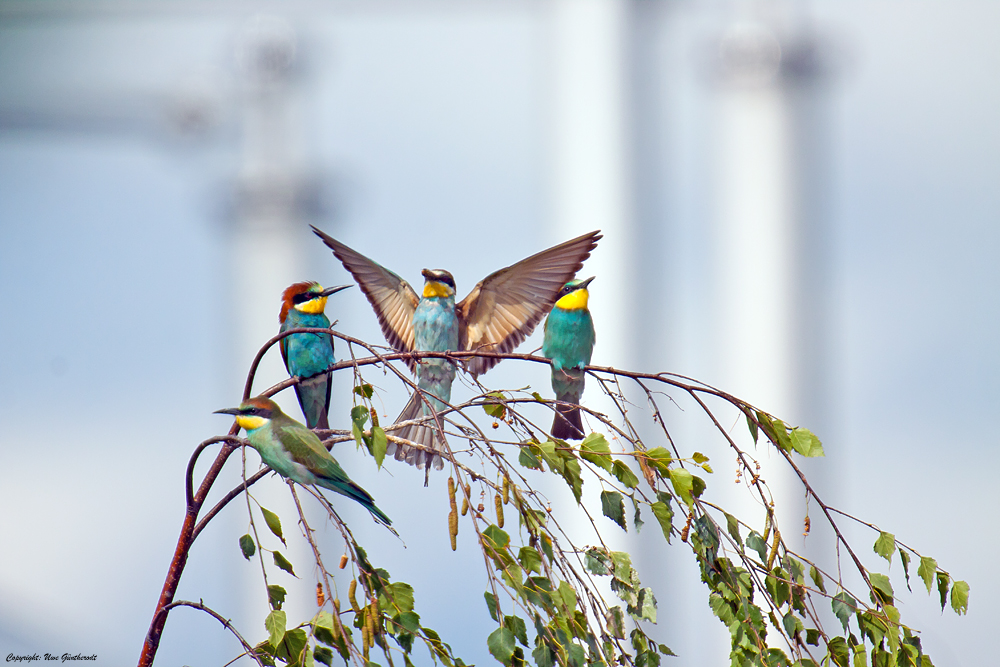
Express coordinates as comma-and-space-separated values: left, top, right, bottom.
348, 579, 360, 613
495, 493, 505, 528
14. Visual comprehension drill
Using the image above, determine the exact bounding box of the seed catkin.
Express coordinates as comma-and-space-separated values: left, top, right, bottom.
495, 493, 505, 528
449, 509, 458, 551
348, 579, 360, 613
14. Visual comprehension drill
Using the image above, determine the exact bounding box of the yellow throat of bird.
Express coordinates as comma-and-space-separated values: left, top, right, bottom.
555, 288, 589, 311
296, 295, 329, 314
235, 415, 267, 431
423, 281, 452, 299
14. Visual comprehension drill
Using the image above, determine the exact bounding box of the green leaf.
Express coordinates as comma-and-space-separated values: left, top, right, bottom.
267, 584, 286, 610
484, 591, 499, 622
579, 433, 613, 472
869, 573, 893, 604
766, 569, 790, 608
353, 383, 374, 399
692, 451, 709, 464
351, 421, 365, 450
585, 547, 611, 576
371, 426, 388, 468
532, 643, 555, 667
632, 497, 644, 532
724, 512, 741, 543
667, 468, 695, 506
482, 525, 511, 550
350, 405, 369, 427
380, 581, 415, 614
273, 550, 297, 577
936, 571, 950, 611
899, 549, 912, 592
917, 556, 937, 594
809, 565, 826, 594
950, 580, 969, 615
563, 457, 583, 504
782, 611, 803, 638
601, 490, 627, 531
518, 445, 543, 471
645, 447, 673, 474
518, 546, 542, 575
873, 531, 895, 563
503, 615, 529, 647
265, 609, 287, 649
832, 592, 856, 631
557, 580, 577, 611
537, 441, 563, 473
636, 587, 657, 622
313, 646, 334, 667
746, 531, 767, 563
827, 636, 850, 667
484, 392, 507, 419
650, 501, 673, 543
789, 427, 825, 457
612, 459, 639, 489
276, 627, 308, 664
606, 606, 626, 638
708, 593, 734, 625
805, 628, 820, 647
261, 506, 285, 546
746, 412, 759, 443
758, 413, 793, 452
487, 627, 516, 665
239, 534, 256, 560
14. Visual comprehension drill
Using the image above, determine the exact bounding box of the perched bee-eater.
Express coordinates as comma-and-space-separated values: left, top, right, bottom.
312, 225, 601, 471
215, 397, 391, 526
279, 281, 352, 430
543, 277, 596, 440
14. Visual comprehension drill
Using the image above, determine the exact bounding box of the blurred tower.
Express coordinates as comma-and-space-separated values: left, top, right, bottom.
229, 13, 317, 636
548, 0, 634, 372
710, 6, 831, 659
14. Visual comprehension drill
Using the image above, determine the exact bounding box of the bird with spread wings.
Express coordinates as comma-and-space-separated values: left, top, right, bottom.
312, 226, 601, 473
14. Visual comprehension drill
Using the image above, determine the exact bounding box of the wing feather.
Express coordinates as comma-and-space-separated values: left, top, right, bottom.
458, 230, 601, 376
283, 423, 350, 481
312, 226, 420, 372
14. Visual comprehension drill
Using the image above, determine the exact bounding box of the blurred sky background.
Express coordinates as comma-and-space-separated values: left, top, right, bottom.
1, 1, 998, 665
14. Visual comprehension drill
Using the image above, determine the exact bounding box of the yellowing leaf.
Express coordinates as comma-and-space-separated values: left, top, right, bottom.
261, 506, 285, 546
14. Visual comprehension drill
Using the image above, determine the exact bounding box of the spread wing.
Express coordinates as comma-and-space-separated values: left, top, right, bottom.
312, 225, 420, 372
458, 229, 601, 376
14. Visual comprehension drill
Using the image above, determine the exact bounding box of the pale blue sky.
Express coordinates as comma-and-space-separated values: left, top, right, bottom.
0, 2, 997, 665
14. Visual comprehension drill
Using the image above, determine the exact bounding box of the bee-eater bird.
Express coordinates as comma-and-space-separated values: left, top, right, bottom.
279, 282, 352, 430
542, 277, 596, 440
215, 397, 392, 526
311, 225, 602, 471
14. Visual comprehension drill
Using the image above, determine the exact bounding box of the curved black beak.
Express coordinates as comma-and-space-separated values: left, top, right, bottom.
579, 276, 596, 289
213, 407, 242, 416
320, 284, 353, 297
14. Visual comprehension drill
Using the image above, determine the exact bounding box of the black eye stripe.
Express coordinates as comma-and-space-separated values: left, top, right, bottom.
293, 292, 318, 304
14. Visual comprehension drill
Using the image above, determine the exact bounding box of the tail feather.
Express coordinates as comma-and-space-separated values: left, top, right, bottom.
386, 391, 445, 471
551, 392, 585, 440
296, 374, 331, 430
317, 476, 392, 526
